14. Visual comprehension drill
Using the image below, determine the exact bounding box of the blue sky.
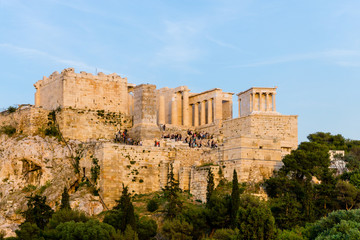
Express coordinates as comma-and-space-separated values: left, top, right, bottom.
0, 0, 359, 143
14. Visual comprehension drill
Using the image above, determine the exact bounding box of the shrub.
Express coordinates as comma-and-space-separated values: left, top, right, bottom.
0, 125, 16, 136
137, 216, 157, 240
46, 209, 89, 230
7, 106, 17, 113
22, 184, 37, 192
38, 181, 51, 194
147, 199, 159, 212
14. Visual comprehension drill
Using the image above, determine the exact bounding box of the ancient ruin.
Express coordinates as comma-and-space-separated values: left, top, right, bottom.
1, 68, 298, 207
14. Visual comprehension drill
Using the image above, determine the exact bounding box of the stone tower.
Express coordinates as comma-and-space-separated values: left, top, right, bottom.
130, 84, 161, 142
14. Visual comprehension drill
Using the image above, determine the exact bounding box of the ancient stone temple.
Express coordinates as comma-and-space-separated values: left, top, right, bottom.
2, 68, 298, 205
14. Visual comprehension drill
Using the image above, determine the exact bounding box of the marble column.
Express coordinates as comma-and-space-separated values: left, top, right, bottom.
171, 94, 177, 125
200, 101, 206, 125
250, 93, 254, 112
194, 103, 199, 127
182, 90, 189, 126
265, 93, 269, 111
159, 95, 165, 124
208, 98, 213, 123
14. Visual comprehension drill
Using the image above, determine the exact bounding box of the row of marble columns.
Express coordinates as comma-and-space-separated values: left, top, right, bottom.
158, 91, 191, 126
250, 92, 276, 112
191, 98, 213, 127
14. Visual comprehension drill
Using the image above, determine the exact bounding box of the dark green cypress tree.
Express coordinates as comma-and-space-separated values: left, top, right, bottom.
114, 185, 136, 231
22, 194, 54, 230
230, 169, 240, 228
60, 187, 71, 210
206, 168, 215, 204
163, 163, 182, 219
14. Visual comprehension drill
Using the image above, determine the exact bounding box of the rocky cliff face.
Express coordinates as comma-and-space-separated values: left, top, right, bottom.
0, 135, 103, 237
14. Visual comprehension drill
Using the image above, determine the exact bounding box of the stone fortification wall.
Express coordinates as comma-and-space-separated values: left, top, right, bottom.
0, 106, 49, 136
96, 143, 212, 207
0, 107, 132, 142
222, 114, 298, 149
34, 68, 130, 113
190, 165, 221, 203
34, 72, 63, 110
57, 108, 132, 142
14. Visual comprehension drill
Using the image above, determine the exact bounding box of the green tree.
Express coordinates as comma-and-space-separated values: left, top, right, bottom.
146, 199, 159, 212
55, 219, 117, 240
137, 216, 157, 240
345, 146, 360, 171
163, 163, 182, 219
264, 141, 331, 228
236, 195, 276, 240
212, 228, 238, 240
162, 218, 193, 240
181, 205, 208, 239
15, 222, 44, 240
22, 194, 54, 230
60, 187, 71, 210
336, 180, 359, 210
206, 168, 215, 204
230, 170, 240, 229
304, 209, 360, 240
111, 185, 136, 232
277, 227, 304, 240
103, 209, 125, 232
46, 208, 89, 230
314, 167, 339, 217
206, 193, 231, 234
307, 132, 347, 150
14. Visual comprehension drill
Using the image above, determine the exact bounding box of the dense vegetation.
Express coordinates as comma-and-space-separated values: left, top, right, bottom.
2, 132, 360, 239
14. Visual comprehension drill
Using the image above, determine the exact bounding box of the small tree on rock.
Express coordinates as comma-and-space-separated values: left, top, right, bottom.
230, 169, 240, 228
113, 185, 136, 231
60, 187, 71, 210
206, 168, 215, 204
22, 194, 54, 230
163, 163, 182, 219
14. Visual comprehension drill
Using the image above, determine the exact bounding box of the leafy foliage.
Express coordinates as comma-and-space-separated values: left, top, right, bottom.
15, 222, 43, 240
46, 209, 89, 230
105, 185, 136, 232
0, 125, 16, 136
91, 157, 100, 184
304, 209, 360, 240
206, 168, 215, 204
236, 195, 276, 240
146, 199, 159, 212
54, 219, 116, 240
7, 106, 17, 113
230, 170, 240, 229
137, 217, 157, 240
21, 194, 54, 230
60, 187, 71, 210
206, 193, 231, 231
162, 218, 193, 240
163, 163, 182, 219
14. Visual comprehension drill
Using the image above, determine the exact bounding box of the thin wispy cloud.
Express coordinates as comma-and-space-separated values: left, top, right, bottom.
206, 36, 241, 51
228, 50, 360, 68
154, 20, 203, 64
0, 43, 111, 74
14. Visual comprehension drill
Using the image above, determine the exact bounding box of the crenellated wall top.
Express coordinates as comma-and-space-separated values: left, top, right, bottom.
34, 68, 128, 88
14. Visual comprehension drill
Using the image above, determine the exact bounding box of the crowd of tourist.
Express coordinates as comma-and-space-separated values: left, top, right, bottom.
162, 129, 218, 149
115, 127, 218, 149
114, 129, 142, 146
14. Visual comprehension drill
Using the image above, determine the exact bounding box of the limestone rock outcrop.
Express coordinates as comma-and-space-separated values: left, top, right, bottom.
0, 135, 102, 237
